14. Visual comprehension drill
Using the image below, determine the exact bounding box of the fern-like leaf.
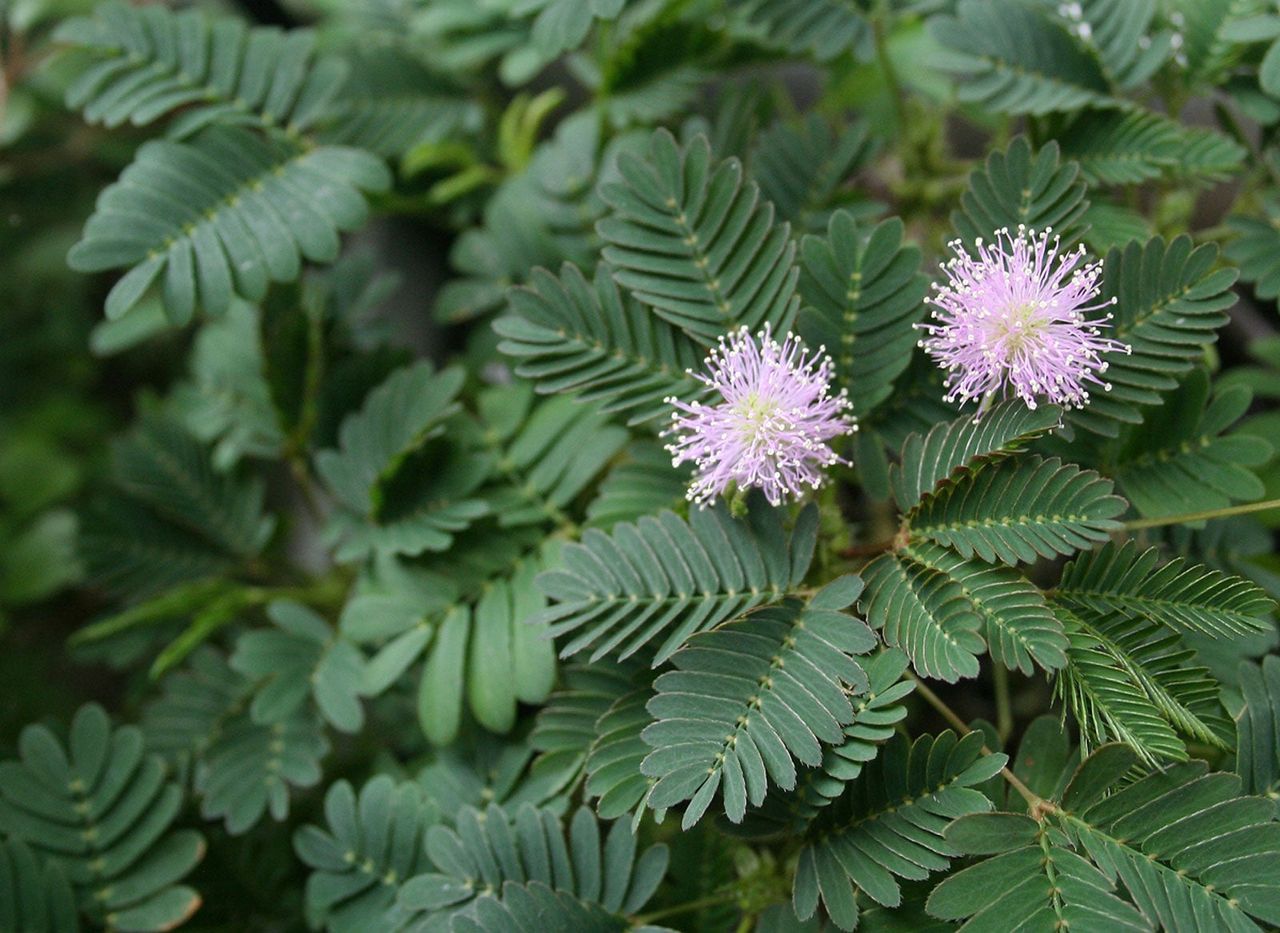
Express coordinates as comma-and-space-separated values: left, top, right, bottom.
395, 803, 668, 928
930, 745, 1280, 931
598, 129, 799, 342
951, 136, 1089, 249
890, 400, 1064, 510
314, 362, 490, 561
585, 441, 689, 530
751, 117, 877, 230
0, 838, 79, 933
641, 578, 876, 828
67, 126, 389, 323
907, 456, 1126, 565
930, 0, 1117, 115
495, 263, 707, 426
1071, 235, 1239, 436
797, 214, 929, 419
1110, 371, 1271, 519
1053, 604, 1231, 763
0, 705, 204, 931
478, 385, 628, 529
1236, 657, 1280, 808
738, 0, 870, 62
908, 542, 1068, 674
860, 551, 986, 683
534, 499, 817, 664
294, 776, 432, 933
1057, 541, 1276, 640
57, 3, 346, 136
793, 732, 1006, 931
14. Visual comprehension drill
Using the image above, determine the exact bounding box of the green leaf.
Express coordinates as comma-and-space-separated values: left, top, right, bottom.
907, 542, 1067, 674
641, 582, 876, 827
231, 600, 366, 734
930, 0, 1117, 115
516, 0, 623, 57
951, 136, 1089, 249
751, 117, 877, 230
67, 126, 390, 323
315, 362, 489, 561
57, 3, 346, 135
1110, 371, 1271, 519
396, 804, 668, 927
0, 705, 204, 931
319, 45, 480, 157
794, 732, 1005, 931
495, 262, 707, 426
0, 837, 79, 933
1060, 109, 1244, 185
738, 0, 870, 61
585, 441, 689, 530
1236, 657, 1280, 810
1060, 0, 1171, 89
1053, 603, 1231, 763
1057, 541, 1276, 640
533, 500, 818, 664
928, 813, 1148, 930
1071, 235, 1239, 436
142, 647, 328, 835
931, 744, 1280, 930
111, 411, 275, 559
586, 688, 657, 822
530, 663, 644, 799
859, 551, 986, 683
1227, 196, 1280, 299
890, 401, 1064, 511
294, 776, 433, 933
797, 214, 929, 420
598, 129, 799, 342
907, 456, 1126, 565
479, 385, 628, 529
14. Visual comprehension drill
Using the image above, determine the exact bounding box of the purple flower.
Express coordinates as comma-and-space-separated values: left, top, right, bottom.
918, 226, 1130, 413
663, 325, 855, 506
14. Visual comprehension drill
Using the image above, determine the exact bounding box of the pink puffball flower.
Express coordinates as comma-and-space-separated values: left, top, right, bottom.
918, 226, 1130, 414
663, 325, 855, 506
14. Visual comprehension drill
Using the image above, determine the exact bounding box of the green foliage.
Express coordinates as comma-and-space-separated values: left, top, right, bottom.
1053, 601, 1233, 763
1110, 370, 1272, 520
0, 837, 79, 933
1073, 236, 1240, 436
951, 136, 1089, 248
1236, 657, 1280, 808
533, 500, 818, 664
598, 129, 799, 342
797, 214, 929, 419
1058, 541, 1276, 640
642, 578, 876, 827
294, 775, 434, 932
0, 705, 204, 931
496, 263, 707, 425
395, 803, 669, 928
929, 744, 1280, 931
57, 3, 346, 136
739, 0, 870, 62
11, 0, 1280, 929
751, 117, 877, 230
315, 362, 490, 561
67, 127, 390, 324
794, 732, 1007, 931
931, 0, 1116, 115
906, 456, 1126, 565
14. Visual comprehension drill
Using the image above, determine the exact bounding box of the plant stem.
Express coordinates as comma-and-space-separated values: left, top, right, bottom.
1122, 498, 1280, 531
908, 674, 1050, 812
633, 891, 738, 925
993, 662, 1013, 743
